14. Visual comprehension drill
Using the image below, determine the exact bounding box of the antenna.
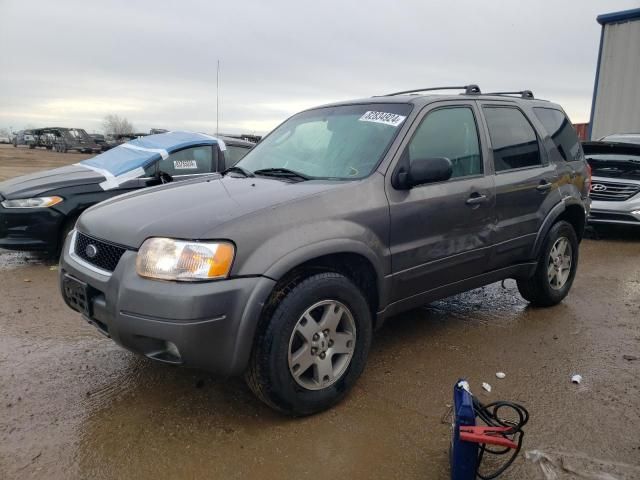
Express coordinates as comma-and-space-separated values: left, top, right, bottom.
216, 60, 220, 136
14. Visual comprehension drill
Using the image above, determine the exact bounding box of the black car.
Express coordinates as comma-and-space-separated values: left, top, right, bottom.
0, 131, 254, 253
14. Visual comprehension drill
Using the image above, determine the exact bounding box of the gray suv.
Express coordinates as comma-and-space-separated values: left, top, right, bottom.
59, 85, 591, 415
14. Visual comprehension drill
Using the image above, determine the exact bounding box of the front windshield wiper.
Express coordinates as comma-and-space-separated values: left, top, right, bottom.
253, 168, 310, 181
222, 166, 255, 178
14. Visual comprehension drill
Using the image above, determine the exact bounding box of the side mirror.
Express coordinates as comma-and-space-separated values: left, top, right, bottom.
396, 157, 453, 189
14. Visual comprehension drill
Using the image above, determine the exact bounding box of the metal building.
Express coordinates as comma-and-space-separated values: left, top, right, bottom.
589, 8, 640, 140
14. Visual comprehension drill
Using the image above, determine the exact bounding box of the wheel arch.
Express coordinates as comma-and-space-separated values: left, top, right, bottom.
532, 199, 586, 258
263, 242, 386, 327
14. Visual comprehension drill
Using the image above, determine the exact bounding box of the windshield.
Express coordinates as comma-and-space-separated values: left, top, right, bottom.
237, 103, 412, 179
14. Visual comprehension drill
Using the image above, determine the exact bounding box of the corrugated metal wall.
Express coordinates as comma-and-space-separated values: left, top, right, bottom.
591, 19, 640, 139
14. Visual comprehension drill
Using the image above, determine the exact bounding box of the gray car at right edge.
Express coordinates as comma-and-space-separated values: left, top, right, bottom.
584, 134, 640, 227
59, 85, 591, 416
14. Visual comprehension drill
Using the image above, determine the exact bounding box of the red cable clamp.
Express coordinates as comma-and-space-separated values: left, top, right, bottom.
459, 426, 518, 449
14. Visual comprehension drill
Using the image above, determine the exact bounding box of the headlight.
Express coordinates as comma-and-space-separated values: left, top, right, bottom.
136, 238, 235, 281
1, 196, 63, 208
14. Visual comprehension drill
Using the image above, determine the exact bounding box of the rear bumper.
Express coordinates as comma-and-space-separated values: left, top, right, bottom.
59, 232, 276, 376
0, 205, 65, 251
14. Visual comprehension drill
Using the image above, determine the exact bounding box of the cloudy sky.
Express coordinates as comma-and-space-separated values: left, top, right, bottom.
1, 0, 638, 135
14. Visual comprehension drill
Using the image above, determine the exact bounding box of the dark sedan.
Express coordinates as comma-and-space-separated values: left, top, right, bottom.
0, 131, 254, 253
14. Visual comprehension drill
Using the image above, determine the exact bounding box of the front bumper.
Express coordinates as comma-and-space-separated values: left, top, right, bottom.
588, 199, 640, 226
0, 204, 65, 251
59, 232, 276, 376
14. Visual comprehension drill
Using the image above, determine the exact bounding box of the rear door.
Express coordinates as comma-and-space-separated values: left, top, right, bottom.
477, 103, 560, 269
387, 101, 495, 302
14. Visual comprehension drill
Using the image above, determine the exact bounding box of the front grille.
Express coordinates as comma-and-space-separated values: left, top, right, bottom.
74, 232, 126, 272
590, 180, 640, 201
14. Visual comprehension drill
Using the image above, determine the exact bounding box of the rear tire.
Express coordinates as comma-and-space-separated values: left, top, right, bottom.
245, 272, 372, 416
517, 220, 578, 307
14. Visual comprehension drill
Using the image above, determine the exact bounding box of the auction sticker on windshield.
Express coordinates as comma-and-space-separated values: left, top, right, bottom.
359, 111, 406, 127
174, 160, 198, 170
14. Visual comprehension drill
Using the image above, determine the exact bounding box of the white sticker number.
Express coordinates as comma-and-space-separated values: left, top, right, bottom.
173, 160, 198, 170
359, 111, 406, 127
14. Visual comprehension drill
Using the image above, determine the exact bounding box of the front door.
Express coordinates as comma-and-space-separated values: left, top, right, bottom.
144, 144, 218, 182
386, 102, 495, 302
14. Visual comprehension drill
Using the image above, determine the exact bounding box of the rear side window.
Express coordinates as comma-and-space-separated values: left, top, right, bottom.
224, 145, 251, 168
483, 107, 541, 172
533, 108, 581, 162
406, 107, 482, 178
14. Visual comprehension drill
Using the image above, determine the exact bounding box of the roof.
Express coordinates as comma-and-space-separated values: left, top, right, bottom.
597, 8, 640, 25
123, 131, 223, 152
312, 93, 557, 111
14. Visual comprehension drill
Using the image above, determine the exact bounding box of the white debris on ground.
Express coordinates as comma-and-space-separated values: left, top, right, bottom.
571, 374, 582, 384
495, 372, 506, 379
482, 382, 492, 393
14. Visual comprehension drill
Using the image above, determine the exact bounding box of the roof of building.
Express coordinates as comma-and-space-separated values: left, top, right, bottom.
597, 8, 640, 26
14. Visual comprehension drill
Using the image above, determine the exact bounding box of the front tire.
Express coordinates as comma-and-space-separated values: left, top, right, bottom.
517, 220, 579, 307
245, 272, 372, 416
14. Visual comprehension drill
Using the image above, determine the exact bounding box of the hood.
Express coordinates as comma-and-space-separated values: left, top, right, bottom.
77, 176, 347, 248
0, 164, 104, 199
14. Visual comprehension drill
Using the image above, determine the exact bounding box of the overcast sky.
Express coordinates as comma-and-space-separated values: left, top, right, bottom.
1, 0, 638, 135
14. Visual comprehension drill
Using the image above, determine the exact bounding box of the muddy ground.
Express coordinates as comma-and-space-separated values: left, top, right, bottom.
1, 146, 639, 479
0, 144, 92, 182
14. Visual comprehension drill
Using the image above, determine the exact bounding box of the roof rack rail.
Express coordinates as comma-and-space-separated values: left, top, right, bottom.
384, 84, 481, 96
485, 90, 534, 99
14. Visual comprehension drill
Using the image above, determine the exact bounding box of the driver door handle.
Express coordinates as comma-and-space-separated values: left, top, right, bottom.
465, 193, 488, 206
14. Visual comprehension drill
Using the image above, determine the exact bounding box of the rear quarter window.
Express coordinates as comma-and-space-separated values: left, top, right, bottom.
533, 108, 582, 162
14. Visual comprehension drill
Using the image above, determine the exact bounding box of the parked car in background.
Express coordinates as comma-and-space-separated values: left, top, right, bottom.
0, 131, 254, 253
598, 133, 640, 145
13, 130, 37, 148
584, 136, 640, 227
89, 133, 111, 151
0, 134, 11, 144
59, 86, 590, 416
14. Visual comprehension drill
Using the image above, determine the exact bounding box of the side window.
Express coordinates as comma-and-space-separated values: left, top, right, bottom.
533, 108, 582, 162
406, 107, 482, 179
224, 145, 251, 168
147, 145, 213, 176
483, 107, 541, 172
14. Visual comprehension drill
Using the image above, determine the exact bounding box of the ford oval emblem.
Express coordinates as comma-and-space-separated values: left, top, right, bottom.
591, 183, 607, 192
85, 244, 98, 258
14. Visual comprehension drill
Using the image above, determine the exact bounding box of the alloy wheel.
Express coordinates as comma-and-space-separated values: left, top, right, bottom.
287, 300, 357, 391
547, 236, 572, 290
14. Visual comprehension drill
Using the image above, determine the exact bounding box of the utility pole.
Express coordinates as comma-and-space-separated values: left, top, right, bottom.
216, 60, 220, 136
